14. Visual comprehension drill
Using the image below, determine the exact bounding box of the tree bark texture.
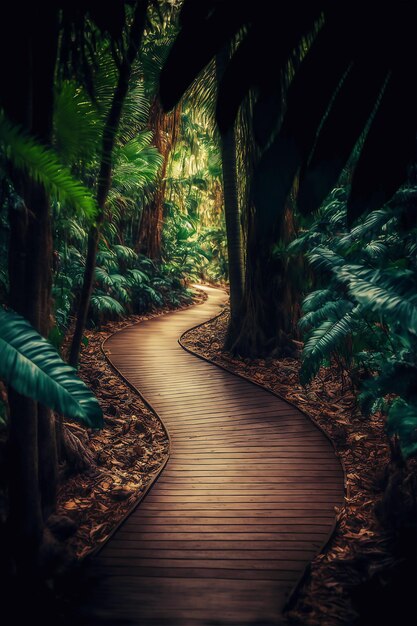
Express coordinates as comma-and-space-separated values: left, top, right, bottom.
1, 5, 59, 571
230, 203, 299, 357
136, 98, 181, 259
216, 46, 244, 339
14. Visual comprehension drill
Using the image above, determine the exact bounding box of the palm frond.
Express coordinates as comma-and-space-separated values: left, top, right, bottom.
302, 289, 338, 313
338, 265, 417, 334
299, 299, 354, 331
306, 245, 346, 273
54, 80, 102, 164
0, 111, 97, 218
300, 306, 361, 385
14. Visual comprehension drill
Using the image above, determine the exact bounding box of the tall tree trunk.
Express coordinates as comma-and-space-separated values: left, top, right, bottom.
136, 99, 181, 259
69, 0, 148, 368
216, 46, 244, 344
2, 5, 59, 571
27, 182, 58, 519
230, 202, 298, 357
220, 76, 299, 358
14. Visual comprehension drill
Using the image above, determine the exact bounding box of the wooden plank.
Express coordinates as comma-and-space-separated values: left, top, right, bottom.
114, 531, 330, 541
88, 564, 301, 581
101, 548, 317, 561
95, 557, 308, 571
106, 539, 324, 551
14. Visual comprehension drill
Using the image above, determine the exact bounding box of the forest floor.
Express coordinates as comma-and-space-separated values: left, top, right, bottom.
56, 289, 207, 560
181, 308, 401, 626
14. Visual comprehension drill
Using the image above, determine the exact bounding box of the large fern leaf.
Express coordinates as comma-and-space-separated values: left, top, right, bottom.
54, 81, 102, 164
126, 268, 150, 286
302, 289, 342, 313
300, 307, 360, 385
94, 266, 114, 289
338, 265, 417, 334
299, 299, 354, 331
0, 308, 102, 428
306, 246, 346, 274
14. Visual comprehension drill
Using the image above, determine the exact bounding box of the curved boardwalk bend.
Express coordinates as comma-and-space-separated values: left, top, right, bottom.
77, 285, 345, 626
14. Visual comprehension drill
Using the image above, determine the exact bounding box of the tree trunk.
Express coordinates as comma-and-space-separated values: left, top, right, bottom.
136, 98, 181, 259
2, 5, 59, 572
216, 46, 244, 344
220, 69, 299, 358
230, 203, 298, 357
69, 0, 148, 368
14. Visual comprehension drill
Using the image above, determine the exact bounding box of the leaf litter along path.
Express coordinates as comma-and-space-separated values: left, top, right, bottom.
68, 284, 344, 626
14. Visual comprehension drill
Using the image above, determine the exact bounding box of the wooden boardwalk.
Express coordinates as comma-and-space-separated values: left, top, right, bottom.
77, 286, 345, 626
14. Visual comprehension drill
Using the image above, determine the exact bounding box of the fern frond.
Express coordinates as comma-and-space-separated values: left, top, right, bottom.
339, 208, 395, 246
306, 246, 346, 274
94, 266, 114, 289
54, 80, 101, 164
96, 248, 118, 272
338, 265, 417, 334
299, 300, 354, 331
0, 111, 97, 218
300, 306, 361, 385
302, 289, 339, 313
126, 268, 150, 286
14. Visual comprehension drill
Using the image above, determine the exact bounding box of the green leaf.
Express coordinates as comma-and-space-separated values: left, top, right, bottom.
0, 110, 97, 218
94, 266, 114, 289
113, 244, 138, 264
302, 289, 337, 313
338, 265, 417, 335
300, 307, 360, 385
387, 399, 417, 459
306, 246, 346, 274
0, 308, 102, 428
126, 268, 149, 286
299, 299, 353, 331
90, 294, 125, 318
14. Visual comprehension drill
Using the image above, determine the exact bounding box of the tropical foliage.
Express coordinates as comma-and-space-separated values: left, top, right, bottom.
292, 183, 417, 458
0, 4, 415, 618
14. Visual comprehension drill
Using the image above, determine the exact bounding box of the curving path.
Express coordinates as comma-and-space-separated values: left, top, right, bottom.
78, 285, 345, 626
